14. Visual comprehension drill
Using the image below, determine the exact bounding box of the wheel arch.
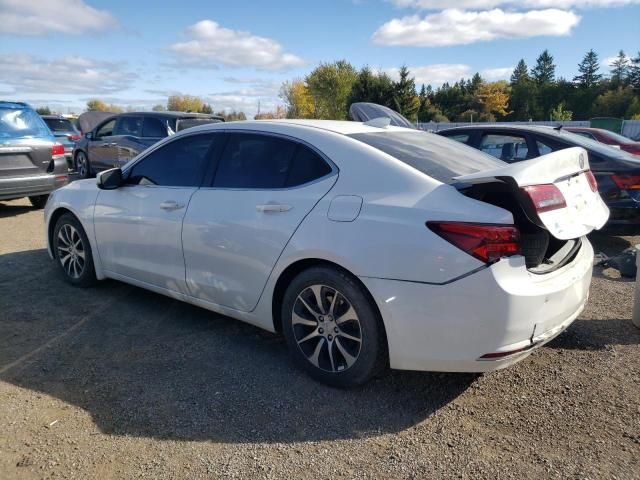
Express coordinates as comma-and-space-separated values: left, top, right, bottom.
48, 207, 75, 258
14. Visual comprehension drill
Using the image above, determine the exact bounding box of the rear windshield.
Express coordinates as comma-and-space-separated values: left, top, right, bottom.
557, 130, 638, 159
177, 117, 223, 132
0, 106, 51, 140
43, 117, 75, 132
349, 130, 505, 184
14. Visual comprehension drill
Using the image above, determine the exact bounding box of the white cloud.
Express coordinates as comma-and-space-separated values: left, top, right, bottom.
0, 0, 117, 36
168, 20, 305, 71
481, 66, 514, 80
0, 54, 137, 95
390, 0, 640, 9
386, 64, 471, 85
372, 8, 580, 47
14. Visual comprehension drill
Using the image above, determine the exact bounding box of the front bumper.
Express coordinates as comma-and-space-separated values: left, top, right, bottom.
360, 238, 593, 372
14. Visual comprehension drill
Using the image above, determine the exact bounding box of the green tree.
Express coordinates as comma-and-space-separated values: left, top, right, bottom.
199, 103, 213, 114
551, 102, 573, 121
610, 50, 630, 88
629, 51, 640, 90
574, 49, 603, 88
35, 106, 51, 115
593, 87, 635, 117
348, 66, 395, 108
392, 65, 420, 122
152, 104, 166, 112
167, 95, 204, 112
532, 50, 556, 85
509, 60, 535, 120
306, 60, 358, 119
86, 99, 121, 113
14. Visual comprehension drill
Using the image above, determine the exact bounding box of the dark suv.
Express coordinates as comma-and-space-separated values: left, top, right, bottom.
0, 101, 68, 208
73, 111, 224, 178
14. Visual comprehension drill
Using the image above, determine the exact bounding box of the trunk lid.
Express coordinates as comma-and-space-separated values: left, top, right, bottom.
0, 138, 54, 178
454, 147, 609, 240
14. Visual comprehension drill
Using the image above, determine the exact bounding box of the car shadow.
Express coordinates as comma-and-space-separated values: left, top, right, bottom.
0, 201, 36, 219
0, 249, 476, 444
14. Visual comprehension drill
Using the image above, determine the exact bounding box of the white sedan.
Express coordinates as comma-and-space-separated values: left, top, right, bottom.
44, 120, 609, 387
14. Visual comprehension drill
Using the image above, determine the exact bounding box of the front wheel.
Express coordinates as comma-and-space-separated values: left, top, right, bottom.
53, 213, 97, 287
75, 151, 91, 179
29, 195, 48, 209
281, 267, 387, 387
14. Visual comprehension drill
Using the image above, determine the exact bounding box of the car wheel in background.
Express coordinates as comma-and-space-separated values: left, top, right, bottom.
75, 151, 91, 179
281, 266, 387, 387
53, 213, 97, 287
28, 195, 48, 209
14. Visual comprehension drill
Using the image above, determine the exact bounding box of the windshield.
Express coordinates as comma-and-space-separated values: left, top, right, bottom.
177, 117, 223, 131
598, 130, 636, 145
0, 106, 52, 140
43, 117, 76, 133
349, 130, 505, 184
558, 130, 637, 158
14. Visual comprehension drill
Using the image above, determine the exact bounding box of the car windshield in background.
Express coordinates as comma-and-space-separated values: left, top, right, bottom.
599, 130, 637, 145
349, 130, 505, 184
43, 118, 75, 133
0, 106, 51, 139
177, 117, 223, 131
558, 129, 638, 158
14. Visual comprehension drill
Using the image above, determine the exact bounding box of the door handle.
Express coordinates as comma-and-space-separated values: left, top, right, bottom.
160, 200, 185, 211
100, 143, 111, 148
256, 204, 292, 213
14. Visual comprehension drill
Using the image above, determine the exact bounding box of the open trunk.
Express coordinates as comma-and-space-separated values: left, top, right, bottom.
454, 147, 609, 272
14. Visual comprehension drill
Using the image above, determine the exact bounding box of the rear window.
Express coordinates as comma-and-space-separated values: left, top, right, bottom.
43, 118, 75, 132
177, 117, 223, 131
0, 106, 51, 140
349, 130, 505, 184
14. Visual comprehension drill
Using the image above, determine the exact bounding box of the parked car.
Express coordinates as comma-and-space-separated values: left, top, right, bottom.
72, 111, 224, 178
45, 120, 607, 386
41, 115, 81, 169
565, 127, 640, 156
0, 101, 68, 208
438, 125, 640, 231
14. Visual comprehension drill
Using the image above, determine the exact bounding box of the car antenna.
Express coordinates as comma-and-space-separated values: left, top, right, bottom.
554, 125, 563, 131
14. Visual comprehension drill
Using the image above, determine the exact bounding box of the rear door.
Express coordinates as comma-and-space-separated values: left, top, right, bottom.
455, 147, 610, 239
111, 116, 144, 167
182, 132, 337, 312
88, 118, 117, 172
0, 106, 53, 179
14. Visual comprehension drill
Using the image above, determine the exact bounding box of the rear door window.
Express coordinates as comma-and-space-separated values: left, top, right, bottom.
479, 133, 530, 162
114, 116, 143, 137
43, 118, 75, 132
445, 133, 471, 144
95, 119, 116, 138
177, 117, 223, 131
142, 117, 168, 138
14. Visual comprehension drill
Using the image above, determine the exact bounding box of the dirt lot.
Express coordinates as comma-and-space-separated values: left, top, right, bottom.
0, 197, 639, 479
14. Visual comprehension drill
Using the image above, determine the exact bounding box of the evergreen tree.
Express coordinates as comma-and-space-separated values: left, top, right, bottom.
610, 50, 630, 88
392, 65, 420, 121
509, 60, 534, 120
510, 59, 529, 84
629, 51, 640, 90
532, 50, 556, 85
574, 49, 603, 88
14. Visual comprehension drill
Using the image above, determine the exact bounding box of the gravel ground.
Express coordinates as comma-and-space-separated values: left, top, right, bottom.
0, 197, 639, 479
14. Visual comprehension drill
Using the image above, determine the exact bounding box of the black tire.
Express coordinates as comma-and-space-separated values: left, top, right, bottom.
281, 266, 387, 387
53, 213, 97, 287
28, 195, 49, 209
75, 150, 91, 179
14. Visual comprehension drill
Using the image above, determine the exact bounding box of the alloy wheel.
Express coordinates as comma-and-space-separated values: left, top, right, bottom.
76, 152, 87, 177
57, 224, 86, 279
292, 284, 363, 373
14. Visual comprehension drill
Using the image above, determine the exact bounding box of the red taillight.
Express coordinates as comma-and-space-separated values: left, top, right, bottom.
52, 143, 65, 157
612, 174, 640, 190
522, 184, 567, 213
585, 170, 598, 192
427, 222, 520, 264
68, 134, 81, 141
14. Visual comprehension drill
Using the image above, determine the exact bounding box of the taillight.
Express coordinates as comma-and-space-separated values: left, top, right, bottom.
522, 184, 567, 213
427, 222, 520, 264
585, 170, 598, 192
52, 143, 65, 157
612, 174, 640, 190
68, 134, 81, 141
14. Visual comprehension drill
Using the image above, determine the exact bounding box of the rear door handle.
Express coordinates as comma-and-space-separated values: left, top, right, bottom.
160, 200, 185, 211
256, 204, 292, 213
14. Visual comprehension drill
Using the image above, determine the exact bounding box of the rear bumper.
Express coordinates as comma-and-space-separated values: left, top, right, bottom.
0, 157, 69, 200
361, 238, 593, 372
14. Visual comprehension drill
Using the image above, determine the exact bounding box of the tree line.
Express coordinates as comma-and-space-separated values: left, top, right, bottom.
279, 50, 640, 123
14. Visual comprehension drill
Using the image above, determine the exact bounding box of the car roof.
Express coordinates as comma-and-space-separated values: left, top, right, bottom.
440, 124, 563, 134
0, 101, 31, 109
116, 111, 224, 120
41, 115, 71, 120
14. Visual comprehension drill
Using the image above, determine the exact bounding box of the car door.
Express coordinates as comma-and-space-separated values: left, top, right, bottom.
111, 116, 144, 168
88, 119, 117, 172
182, 132, 337, 312
94, 132, 217, 293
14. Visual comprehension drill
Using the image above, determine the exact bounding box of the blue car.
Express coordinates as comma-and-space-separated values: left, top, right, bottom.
41, 115, 81, 170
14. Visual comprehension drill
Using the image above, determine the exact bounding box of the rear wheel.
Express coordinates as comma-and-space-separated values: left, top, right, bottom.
29, 195, 48, 209
53, 213, 97, 287
281, 266, 387, 387
75, 151, 91, 179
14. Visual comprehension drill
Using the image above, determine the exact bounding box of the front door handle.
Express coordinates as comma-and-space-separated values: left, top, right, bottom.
160, 200, 185, 211
256, 204, 292, 213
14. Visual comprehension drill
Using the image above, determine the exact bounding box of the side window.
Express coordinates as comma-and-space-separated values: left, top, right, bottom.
213, 133, 297, 189
446, 133, 470, 144
95, 119, 116, 138
480, 133, 529, 162
286, 145, 332, 187
114, 116, 143, 137
574, 131, 595, 140
536, 140, 555, 156
142, 117, 168, 138
128, 134, 215, 187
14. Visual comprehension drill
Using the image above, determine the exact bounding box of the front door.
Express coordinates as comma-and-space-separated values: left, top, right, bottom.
183, 132, 337, 312
94, 132, 217, 293
88, 118, 117, 171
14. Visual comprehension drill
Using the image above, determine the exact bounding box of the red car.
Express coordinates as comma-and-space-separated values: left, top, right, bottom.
566, 127, 640, 156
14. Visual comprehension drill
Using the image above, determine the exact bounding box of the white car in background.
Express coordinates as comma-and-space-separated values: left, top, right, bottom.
44, 119, 609, 387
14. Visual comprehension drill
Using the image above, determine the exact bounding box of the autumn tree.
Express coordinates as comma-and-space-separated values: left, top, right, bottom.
86, 99, 122, 113
254, 105, 287, 120
306, 60, 358, 119
280, 79, 315, 118
476, 81, 511, 119
167, 95, 204, 112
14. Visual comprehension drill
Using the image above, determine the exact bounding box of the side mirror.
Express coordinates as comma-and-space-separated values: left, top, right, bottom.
85, 131, 94, 140
97, 168, 123, 190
